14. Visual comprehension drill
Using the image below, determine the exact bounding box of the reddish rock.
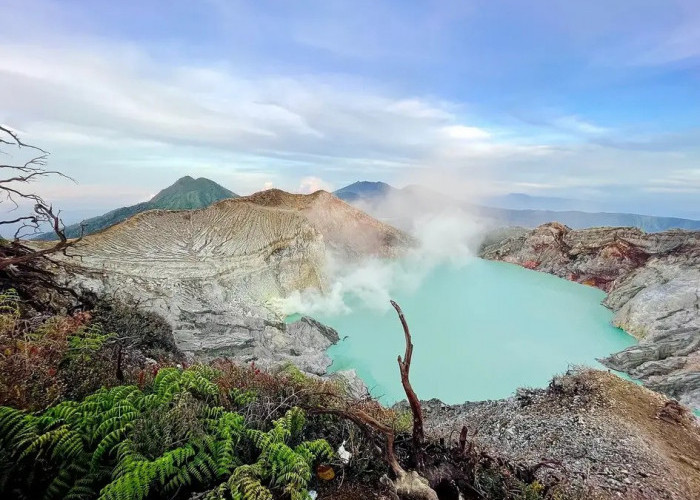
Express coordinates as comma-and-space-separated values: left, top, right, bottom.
480, 223, 694, 293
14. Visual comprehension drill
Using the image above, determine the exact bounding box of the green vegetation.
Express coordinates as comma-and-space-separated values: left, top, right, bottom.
149, 176, 238, 210
0, 289, 373, 499
0, 290, 183, 410
0, 366, 333, 499
88, 298, 184, 361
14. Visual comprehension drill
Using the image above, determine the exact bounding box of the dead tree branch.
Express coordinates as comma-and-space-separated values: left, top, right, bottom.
306, 406, 404, 477
0, 125, 48, 153
391, 299, 426, 468
304, 300, 439, 500
0, 125, 81, 271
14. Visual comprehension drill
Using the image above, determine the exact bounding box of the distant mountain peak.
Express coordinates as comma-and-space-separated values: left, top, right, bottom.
150, 176, 236, 207
333, 181, 396, 202
345, 180, 391, 188
333, 180, 700, 233
36, 176, 238, 240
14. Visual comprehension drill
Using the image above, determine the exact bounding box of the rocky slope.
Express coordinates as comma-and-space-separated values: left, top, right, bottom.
480, 223, 700, 409
418, 369, 700, 499
244, 189, 412, 258
46, 189, 412, 373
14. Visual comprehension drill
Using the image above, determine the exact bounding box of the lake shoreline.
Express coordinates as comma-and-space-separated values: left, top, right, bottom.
308, 258, 637, 405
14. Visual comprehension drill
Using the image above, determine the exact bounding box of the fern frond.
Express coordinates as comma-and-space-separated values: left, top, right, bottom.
294, 439, 334, 464
0, 407, 37, 450
42, 466, 72, 500
19, 425, 70, 460
92, 425, 131, 465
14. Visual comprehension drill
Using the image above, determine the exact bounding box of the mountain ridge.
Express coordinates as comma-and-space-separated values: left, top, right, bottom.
36, 176, 238, 240
332, 181, 395, 202
333, 181, 700, 233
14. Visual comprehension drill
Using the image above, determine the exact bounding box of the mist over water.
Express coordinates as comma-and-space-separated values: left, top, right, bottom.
278, 190, 636, 404
319, 259, 636, 404
279, 207, 485, 316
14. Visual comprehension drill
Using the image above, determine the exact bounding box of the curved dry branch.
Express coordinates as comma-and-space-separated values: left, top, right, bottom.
306, 406, 404, 477
391, 300, 426, 468
301, 300, 439, 499
0, 125, 48, 153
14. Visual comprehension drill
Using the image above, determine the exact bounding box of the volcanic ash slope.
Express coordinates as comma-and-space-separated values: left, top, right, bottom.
53, 189, 413, 373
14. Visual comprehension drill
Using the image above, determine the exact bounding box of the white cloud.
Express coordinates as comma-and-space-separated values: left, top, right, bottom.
0, 39, 540, 203
646, 168, 700, 193
553, 115, 609, 135
442, 125, 491, 140
0, 24, 699, 217
299, 176, 333, 194
632, 0, 700, 65
387, 99, 454, 120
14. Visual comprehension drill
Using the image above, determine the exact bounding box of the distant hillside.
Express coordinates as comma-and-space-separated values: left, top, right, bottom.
334, 181, 700, 233
148, 176, 236, 209
37, 176, 238, 240
333, 181, 396, 202
485, 192, 599, 212
480, 206, 700, 233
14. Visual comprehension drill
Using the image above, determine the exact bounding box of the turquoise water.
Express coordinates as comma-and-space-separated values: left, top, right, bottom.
312, 259, 636, 405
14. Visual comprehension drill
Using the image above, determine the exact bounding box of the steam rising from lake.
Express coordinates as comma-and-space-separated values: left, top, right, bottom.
277, 188, 636, 404
278, 207, 485, 316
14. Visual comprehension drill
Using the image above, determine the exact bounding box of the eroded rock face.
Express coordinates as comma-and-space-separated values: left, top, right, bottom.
48, 190, 411, 373
329, 369, 370, 399
243, 189, 414, 258
480, 223, 700, 408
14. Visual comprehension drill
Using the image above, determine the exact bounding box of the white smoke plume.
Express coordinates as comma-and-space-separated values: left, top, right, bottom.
276, 184, 488, 317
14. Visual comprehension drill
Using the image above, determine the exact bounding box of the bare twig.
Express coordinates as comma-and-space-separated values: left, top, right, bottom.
306, 406, 404, 477
304, 301, 432, 483
0, 125, 48, 153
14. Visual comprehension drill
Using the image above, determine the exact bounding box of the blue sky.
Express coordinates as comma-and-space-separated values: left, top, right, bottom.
1, 0, 700, 218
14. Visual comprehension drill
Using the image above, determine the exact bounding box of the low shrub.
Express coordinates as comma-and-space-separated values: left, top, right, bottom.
89, 299, 184, 362
211, 360, 409, 489
0, 290, 185, 411
0, 289, 98, 410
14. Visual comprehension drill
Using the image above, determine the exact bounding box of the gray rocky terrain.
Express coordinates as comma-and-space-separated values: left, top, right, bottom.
480, 223, 700, 409
44, 189, 412, 374
415, 369, 700, 499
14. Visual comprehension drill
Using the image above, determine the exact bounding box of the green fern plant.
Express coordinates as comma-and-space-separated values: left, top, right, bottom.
211, 407, 334, 500
0, 366, 333, 500
0, 289, 20, 333
66, 324, 115, 359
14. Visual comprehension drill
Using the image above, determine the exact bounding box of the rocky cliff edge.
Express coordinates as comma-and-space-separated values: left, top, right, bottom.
480, 223, 700, 409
